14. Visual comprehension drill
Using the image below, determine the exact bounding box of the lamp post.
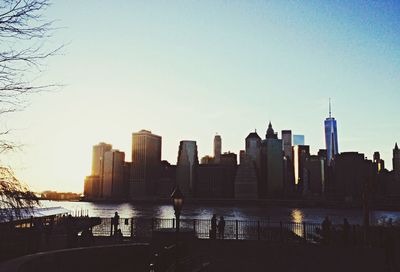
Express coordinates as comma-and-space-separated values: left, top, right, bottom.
171, 186, 184, 271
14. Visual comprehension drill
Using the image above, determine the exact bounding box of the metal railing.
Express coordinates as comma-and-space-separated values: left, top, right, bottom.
92, 217, 322, 243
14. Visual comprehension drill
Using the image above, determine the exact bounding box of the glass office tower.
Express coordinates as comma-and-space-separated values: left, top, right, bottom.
324, 102, 339, 166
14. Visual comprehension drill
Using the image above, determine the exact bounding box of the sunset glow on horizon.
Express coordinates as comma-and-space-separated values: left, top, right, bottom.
4, 0, 400, 193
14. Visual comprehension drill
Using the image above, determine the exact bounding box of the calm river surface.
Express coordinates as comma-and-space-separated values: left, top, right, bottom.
40, 200, 400, 225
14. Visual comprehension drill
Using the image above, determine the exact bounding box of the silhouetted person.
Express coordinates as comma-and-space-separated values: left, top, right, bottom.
112, 212, 120, 236
343, 218, 350, 246
81, 227, 94, 247
218, 216, 225, 239
322, 216, 331, 245
210, 214, 217, 239
385, 219, 396, 271
115, 229, 123, 242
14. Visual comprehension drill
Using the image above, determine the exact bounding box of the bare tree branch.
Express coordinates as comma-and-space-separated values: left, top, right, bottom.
0, 0, 61, 216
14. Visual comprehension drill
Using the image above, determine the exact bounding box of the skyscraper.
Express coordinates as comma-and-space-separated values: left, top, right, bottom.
394, 143, 400, 182
260, 123, 284, 198
282, 130, 293, 161
176, 140, 199, 196
103, 149, 126, 199
91, 142, 112, 198
234, 131, 260, 199
245, 130, 261, 163
214, 134, 222, 164
324, 100, 339, 166
130, 129, 162, 198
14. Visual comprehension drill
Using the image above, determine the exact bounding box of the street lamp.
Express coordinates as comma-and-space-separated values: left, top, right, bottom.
171, 186, 184, 271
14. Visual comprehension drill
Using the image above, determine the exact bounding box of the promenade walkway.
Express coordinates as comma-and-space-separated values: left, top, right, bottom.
194, 240, 385, 272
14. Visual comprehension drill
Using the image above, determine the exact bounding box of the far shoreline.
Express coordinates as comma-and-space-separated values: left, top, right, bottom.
39, 197, 400, 212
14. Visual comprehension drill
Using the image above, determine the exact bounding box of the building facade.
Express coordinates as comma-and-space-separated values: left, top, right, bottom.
324, 102, 339, 166
103, 150, 126, 199
214, 134, 222, 164
394, 143, 400, 182
282, 130, 293, 161
260, 123, 284, 198
176, 140, 199, 196
90, 142, 112, 198
130, 130, 162, 198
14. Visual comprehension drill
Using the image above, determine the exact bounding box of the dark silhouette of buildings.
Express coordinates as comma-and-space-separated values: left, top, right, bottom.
304, 155, 325, 197
176, 140, 199, 197
214, 134, 222, 164
130, 130, 162, 198
234, 131, 260, 199
260, 123, 284, 198
324, 100, 339, 166
329, 152, 373, 201
293, 145, 310, 194
155, 160, 176, 198
81, 115, 400, 204
103, 149, 126, 199
84, 142, 112, 199
394, 143, 400, 182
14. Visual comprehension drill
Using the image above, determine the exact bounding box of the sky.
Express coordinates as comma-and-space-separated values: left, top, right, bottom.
4, 1, 400, 193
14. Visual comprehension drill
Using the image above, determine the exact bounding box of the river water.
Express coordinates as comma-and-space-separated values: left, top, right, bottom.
40, 200, 400, 225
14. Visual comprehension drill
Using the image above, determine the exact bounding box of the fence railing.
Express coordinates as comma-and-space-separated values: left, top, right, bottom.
91, 217, 323, 243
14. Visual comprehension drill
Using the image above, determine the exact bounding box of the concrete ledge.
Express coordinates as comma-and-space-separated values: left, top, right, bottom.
0, 243, 150, 272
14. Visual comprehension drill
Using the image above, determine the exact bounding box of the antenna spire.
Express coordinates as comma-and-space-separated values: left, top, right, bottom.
329, 98, 332, 118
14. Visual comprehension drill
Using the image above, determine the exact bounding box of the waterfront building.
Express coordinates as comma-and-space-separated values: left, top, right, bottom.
235, 132, 260, 199
281, 130, 293, 161
324, 101, 339, 166
245, 130, 261, 164
84, 175, 100, 199
260, 123, 284, 198
176, 140, 199, 196
130, 129, 162, 198
91, 142, 112, 198
304, 155, 325, 197
331, 152, 373, 201
155, 160, 176, 198
220, 152, 237, 166
234, 154, 258, 199
220, 152, 238, 197
373, 152, 385, 173
394, 143, 400, 182
239, 150, 246, 164
103, 149, 126, 199
293, 145, 310, 193
214, 134, 222, 164
293, 135, 305, 146
200, 155, 214, 165
197, 164, 234, 198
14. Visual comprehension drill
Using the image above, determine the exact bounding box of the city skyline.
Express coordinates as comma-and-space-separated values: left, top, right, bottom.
3, 1, 400, 193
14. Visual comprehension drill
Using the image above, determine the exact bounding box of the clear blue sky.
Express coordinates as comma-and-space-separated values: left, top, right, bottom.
6, 0, 400, 193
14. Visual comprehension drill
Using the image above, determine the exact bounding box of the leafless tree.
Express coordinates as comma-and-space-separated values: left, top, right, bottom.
0, 0, 61, 219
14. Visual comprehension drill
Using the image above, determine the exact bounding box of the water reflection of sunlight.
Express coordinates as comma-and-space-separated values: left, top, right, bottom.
291, 209, 304, 223
157, 205, 175, 218
291, 209, 304, 237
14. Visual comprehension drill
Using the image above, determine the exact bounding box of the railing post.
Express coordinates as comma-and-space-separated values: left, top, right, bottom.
236, 220, 239, 240
173, 218, 175, 229
280, 221, 283, 243
303, 222, 307, 243
257, 221, 260, 240
110, 218, 113, 236
130, 218, 134, 238
193, 219, 196, 235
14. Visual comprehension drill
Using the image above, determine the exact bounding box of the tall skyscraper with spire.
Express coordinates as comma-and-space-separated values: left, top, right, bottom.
393, 143, 400, 182
324, 99, 339, 166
